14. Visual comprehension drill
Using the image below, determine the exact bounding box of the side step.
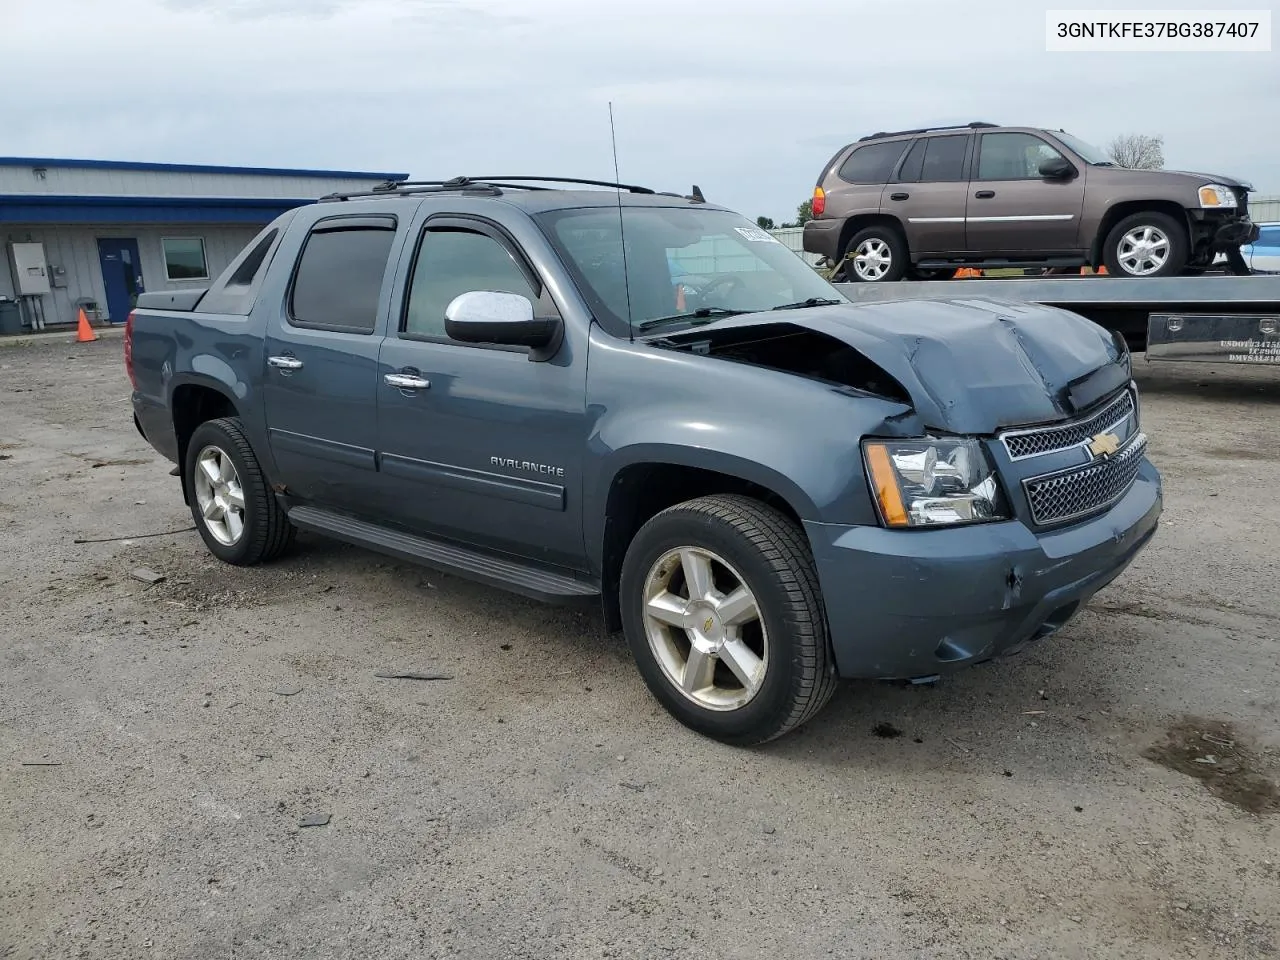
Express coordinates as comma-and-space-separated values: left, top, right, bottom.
286, 506, 599, 605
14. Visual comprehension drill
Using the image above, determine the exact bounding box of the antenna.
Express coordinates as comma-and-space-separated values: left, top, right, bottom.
608, 101, 635, 342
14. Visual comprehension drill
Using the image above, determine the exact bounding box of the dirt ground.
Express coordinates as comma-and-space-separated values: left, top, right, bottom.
2, 335, 1278, 960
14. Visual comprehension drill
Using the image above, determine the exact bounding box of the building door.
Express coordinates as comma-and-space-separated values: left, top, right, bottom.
96, 238, 145, 323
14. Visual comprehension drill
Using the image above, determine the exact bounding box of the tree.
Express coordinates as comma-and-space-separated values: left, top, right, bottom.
1107, 133, 1165, 170
779, 200, 815, 229
756, 216, 775, 230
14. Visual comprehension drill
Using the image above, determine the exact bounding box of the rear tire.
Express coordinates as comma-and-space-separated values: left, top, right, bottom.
619, 494, 838, 746
1102, 212, 1188, 278
838, 225, 909, 283
186, 417, 295, 566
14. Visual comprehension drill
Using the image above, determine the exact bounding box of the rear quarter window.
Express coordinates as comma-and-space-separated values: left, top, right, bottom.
837, 141, 909, 184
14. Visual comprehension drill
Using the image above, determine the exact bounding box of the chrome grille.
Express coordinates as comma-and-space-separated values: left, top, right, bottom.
1002, 389, 1135, 460
1023, 434, 1148, 526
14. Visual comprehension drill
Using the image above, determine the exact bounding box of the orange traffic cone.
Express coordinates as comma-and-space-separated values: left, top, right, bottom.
75, 307, 98, 343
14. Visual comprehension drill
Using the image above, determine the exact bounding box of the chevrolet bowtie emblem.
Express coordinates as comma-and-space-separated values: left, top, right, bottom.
704, 617, 715, 633
1088, 431, 1121, 457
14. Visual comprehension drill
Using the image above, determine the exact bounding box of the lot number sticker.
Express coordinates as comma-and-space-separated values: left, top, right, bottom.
734, 226, 781, 244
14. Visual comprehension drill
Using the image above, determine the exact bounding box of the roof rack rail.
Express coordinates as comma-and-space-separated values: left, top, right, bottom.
857, 121, 998, 142
317, 175, 707, 204
319, 178, 507, 202
455, 176, 658, 194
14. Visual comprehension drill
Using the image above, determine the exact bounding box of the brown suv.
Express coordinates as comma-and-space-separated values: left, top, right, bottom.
803, 122, 1259, 281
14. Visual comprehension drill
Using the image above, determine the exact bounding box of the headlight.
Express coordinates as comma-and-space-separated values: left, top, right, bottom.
1198, 184, 1237, 208
863, 438, 1008, 528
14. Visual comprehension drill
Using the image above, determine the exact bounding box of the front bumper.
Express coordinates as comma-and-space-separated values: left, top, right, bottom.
1191, 210, 1259, 249
805, 459, 1162, 680
1215, 219, 1260, 246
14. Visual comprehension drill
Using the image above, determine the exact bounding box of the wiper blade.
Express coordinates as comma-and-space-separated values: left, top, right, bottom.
770, 297, 844, 311
636, 307, 744, 332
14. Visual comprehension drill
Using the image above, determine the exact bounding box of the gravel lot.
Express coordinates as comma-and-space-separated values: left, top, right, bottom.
2, 334, 1278, 960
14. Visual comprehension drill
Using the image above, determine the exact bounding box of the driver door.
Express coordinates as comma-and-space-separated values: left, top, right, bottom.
375, 213, 589, 570
966, 131, 1087, 254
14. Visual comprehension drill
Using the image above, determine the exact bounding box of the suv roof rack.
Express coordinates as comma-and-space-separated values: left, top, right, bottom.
318, 175, 706, 203
857, 121, 998, 142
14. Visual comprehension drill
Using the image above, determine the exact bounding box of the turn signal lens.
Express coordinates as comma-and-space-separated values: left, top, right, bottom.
1198, 184, 1237, 208
812, 187, 825, 218
124, 311, 136, 389
864, 442, 909, 527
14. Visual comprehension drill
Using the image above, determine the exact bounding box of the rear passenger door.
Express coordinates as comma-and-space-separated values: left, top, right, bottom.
831, 139, 909, 226
375, 213, 588, 570
261, 214, 402, 508
889, 134, 971, 255
966, 131, 1086, 254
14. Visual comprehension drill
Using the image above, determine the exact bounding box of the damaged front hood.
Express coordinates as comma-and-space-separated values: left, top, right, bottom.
676, 298, 1128, 434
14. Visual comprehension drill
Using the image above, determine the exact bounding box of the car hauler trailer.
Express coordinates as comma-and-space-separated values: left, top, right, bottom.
835, 275, 1280, 366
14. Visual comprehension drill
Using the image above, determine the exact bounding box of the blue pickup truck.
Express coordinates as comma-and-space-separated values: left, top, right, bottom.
127, 176, 1162, 745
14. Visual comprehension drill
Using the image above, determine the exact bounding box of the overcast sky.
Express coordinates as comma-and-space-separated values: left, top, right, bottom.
4, 0, 1277, 220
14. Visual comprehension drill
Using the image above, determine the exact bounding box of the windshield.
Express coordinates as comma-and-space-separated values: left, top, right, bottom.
1053, 131, 1113, 165
533, 206, 844, 334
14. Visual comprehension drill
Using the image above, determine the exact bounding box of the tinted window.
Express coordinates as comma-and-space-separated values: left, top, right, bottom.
837, 141, 908, 184
290, 224, 396, 333
920, 136, 968, 182
978, 133, 1066, 180
227, 229, 278, 287
896, 139, 926, 182
404, 229, 539, 339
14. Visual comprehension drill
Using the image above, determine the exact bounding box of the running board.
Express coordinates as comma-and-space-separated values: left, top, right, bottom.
286, 506, 600, 604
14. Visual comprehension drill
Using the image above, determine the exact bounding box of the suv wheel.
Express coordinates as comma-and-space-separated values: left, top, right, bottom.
840, 226, 908, 283
1103, 212, 1188, 278
619, 494, 838, 746
186, 417, 295, 566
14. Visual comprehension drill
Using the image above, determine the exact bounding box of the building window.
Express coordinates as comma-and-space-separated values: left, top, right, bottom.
161, 237, 209, 280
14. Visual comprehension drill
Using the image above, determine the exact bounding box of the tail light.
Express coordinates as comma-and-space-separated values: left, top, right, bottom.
124, 311, 136, 389
812, 186, 825, 218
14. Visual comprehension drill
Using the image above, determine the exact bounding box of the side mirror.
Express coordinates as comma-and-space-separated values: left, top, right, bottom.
444, 291, 561, 358
1039, 156, 1075, 179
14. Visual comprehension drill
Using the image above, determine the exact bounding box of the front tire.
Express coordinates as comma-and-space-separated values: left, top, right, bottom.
185, 417, 294, 566
619, 495, 838, 746
1103, 212, 1188, 278
839, 225, 909, 283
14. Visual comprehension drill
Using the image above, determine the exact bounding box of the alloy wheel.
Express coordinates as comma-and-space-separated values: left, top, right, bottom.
641, 546, 769, 711
193, 444, 246, 546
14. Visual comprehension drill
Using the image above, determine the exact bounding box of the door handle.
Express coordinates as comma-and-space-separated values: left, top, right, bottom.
974, 190, 996, 199
267, 355, 304, 370
889, 192, 910, 201
384, 373, 431, 391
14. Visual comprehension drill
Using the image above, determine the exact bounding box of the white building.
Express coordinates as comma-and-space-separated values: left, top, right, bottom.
0, 157, 407, 333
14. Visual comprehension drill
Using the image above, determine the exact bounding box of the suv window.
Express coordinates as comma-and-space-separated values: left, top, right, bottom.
290, 221, 397, 333
837, 141, 908, 184
978, 133, 1066, 180
404, 227, 541, 339
896, 138, 926, 182
919, 135, 968, 182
